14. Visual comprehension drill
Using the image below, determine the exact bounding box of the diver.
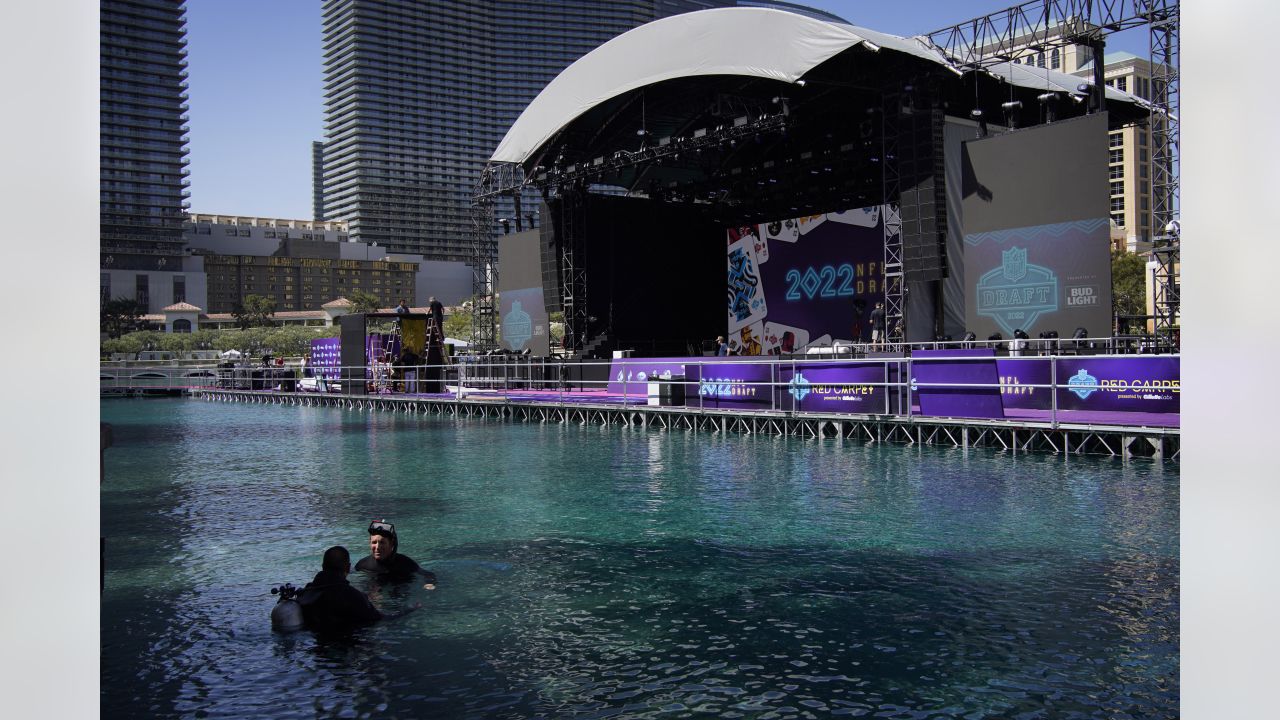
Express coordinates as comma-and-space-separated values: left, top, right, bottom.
355, 519, 438, 590
295, 545, 417, 632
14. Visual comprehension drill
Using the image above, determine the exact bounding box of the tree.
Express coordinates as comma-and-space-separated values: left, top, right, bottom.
101, 296, 146, 338
346, 289, 383, 315
232, 294, 276, 329
443, 304, 472, 343
1111, 249, 1148, 321
548, 311, 564, 349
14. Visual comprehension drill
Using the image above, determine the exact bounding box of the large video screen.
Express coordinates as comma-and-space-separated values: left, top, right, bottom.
960, 114, 1112, 339
498, 228, 549, 355
725, 205, 894, 354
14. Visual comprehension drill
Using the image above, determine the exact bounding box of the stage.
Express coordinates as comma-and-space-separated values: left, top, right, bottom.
191, 381, 1179, 462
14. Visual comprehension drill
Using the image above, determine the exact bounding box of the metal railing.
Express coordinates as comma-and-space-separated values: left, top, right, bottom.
107, 343, 1180, 429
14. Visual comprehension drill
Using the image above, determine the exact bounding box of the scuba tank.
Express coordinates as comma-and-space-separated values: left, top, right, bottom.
270, 583, 305, 631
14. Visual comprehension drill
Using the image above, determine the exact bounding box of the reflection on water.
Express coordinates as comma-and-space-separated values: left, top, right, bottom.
102, 398, 1177, 718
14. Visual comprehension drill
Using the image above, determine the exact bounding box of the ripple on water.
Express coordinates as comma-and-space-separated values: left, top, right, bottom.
101, 399, 1178, 718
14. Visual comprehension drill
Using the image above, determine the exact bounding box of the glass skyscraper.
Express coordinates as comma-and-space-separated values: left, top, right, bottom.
100, 0, 191, 273
317, 0, 777, 261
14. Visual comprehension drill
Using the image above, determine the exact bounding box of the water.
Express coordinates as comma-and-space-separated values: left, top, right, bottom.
101, 398, 1178, 718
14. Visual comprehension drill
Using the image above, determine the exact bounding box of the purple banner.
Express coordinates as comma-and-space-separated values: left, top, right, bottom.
778, 361, 887, 413
993, 357, 1180, 413
911, 349, 1005, 419
1054, 357, 1180, 413
688, 361, 775, 410
995, 358, 1053, 410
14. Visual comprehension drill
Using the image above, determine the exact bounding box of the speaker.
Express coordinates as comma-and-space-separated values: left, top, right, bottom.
539, 200, 562, 312
898, 106, 948, 282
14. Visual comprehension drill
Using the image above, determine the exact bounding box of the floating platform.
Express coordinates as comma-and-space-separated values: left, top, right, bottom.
190, 388, 1179, 462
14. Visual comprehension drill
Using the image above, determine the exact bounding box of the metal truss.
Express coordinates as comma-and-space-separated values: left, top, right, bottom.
558, 187, 589, 354
880, 91, 905, 347
924, 1, 1177, 70
1150, 240, 1179, 346
196, 389, 1179, 462
1148, 3, 1179, 343
470, 163, 525, 350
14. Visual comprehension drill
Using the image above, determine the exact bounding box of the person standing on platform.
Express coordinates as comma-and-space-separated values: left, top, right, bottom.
870, 302, 886, 348
716, 335, 730, 356
395, 298, 410, 315
427, 296, 445, 337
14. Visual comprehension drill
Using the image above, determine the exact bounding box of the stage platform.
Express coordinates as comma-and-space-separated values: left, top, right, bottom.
190, 386, 1179, 462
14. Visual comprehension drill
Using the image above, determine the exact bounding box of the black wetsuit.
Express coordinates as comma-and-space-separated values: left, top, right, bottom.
355, 553, 437, 584
297, 569, 382, 630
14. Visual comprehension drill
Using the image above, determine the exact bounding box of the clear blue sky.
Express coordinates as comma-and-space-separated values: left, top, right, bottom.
183, 0, 1150, 220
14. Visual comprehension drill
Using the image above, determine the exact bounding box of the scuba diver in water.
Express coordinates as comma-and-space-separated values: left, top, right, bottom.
293, 545, 418, 632
355, 519, 438, 590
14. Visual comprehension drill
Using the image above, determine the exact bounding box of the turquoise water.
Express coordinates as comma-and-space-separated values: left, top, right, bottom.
101, 398, 1178, 718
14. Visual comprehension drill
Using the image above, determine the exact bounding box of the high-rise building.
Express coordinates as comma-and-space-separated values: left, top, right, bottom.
100, 0, 193, 308
312, 141, 327, 222
317, 0, 843, 261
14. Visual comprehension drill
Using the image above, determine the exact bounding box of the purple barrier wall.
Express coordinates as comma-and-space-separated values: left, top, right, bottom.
995, 358, 1052, 410
687, 361, 776, 410
994, 357, 1180, 413
911, 349, 1006, 419
777, 362, 888, 413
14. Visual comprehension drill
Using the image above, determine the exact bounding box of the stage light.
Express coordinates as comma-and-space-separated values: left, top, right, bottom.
1165, 219, 1180, 236
1013, 329, 1029, 340
499, 218, 510, 235
963, 332, 977, 342
795, 79, 806, 87
1073, 327, 1088, 339
970, 108, 988, 138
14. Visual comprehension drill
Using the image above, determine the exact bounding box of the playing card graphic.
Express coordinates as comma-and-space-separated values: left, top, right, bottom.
827, 206, 880, 228
761, 218, 799, 244
763, 321, 810, 355
730, 321, 765, 356
751, 224, 771, 263
726, 235, 767, 332
808, 333, 833, 349
727, 224, 759, 244
796, 213, 827, 236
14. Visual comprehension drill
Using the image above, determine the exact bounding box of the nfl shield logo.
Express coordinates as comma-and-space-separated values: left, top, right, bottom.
1002, 247, 1027, 282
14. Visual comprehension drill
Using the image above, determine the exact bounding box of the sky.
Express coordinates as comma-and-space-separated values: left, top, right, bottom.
182, 0, 1153, 220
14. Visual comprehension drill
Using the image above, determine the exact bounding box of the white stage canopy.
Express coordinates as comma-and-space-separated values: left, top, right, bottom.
491, 7, 1143, 166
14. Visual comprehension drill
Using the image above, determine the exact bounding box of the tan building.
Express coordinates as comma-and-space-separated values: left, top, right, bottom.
184, 213, 471, 314
1072, 51, 1160, 253
200, 255, 419, 314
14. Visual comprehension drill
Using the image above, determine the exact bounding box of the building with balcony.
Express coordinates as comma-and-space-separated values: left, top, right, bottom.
183, 214, 470, 313
100, 0, 193, 306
